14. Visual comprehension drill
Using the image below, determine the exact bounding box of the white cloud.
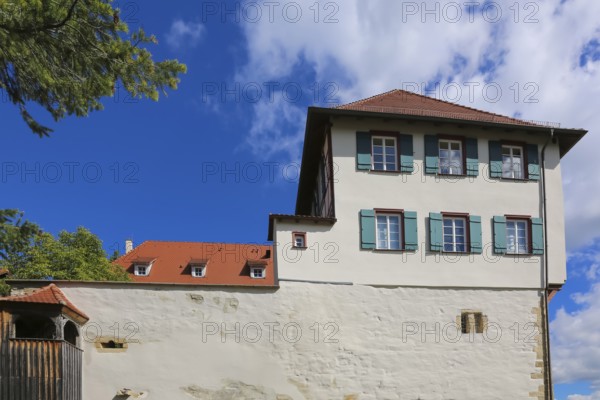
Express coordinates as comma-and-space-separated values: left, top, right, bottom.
552, 282, 600, 394
234, 0, 600, 249
166, 19, 205, 50
586, 264, 600, 281
568, 394, 600, 400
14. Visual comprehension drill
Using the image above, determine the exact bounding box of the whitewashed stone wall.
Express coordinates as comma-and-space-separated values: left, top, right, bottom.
57, 282, 544, 400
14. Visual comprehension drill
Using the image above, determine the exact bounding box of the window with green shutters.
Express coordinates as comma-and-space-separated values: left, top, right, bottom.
429, 212, 482, 253
493, 215, 544, 255
356, 131, 414, 173
360, 209, 418, 251
424, 135, 479, 176
488, 141, 540, 180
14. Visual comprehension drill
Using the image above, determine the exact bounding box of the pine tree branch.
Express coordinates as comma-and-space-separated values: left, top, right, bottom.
0, 0, 79, 34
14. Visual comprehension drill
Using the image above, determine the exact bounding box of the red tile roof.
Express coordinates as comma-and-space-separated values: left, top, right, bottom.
0, 268, 9, 278
0, 283, 89, 320
336, 89, 552, 127
113, 241, 276, 286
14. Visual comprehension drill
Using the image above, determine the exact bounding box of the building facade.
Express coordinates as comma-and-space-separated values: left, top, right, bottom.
0, 89, 587, 399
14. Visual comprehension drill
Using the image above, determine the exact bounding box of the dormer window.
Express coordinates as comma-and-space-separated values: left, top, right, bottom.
132, 257, 155, 277
134, 264, 150, 276
191, 264, 206, 278
250, 267, 265, 279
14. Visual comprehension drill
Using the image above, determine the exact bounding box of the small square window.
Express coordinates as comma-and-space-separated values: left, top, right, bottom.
439, 139, 463, 175
191, 265, 206, 278
292, 232, 306, 248
372, 136, 397, 171
250, 267, 265, 279
134, 264, 149, 276
461, 311, 485, 334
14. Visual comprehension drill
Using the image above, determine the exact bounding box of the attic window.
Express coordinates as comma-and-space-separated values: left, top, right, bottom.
191, 264, 206, 278
250, 267, 265, 279
101, 340, 124, 349
461, 311, 485, 334
134, 264, 150, 276
95, 337, 128, 352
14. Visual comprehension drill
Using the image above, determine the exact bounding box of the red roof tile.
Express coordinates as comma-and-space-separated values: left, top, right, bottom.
0, 268, 9, 278
113, 241, 276, 286
336, 89, 551, 127
0, 283, 88, 320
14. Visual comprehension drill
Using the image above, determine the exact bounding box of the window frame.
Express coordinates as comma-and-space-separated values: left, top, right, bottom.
441, 212, 470, 253
438, 136, 465, 176
134, 264, 150, 276
250, 267, 266, 279
292, 232, 307, 249
374, 209, 404, 251
371, 134, 399, 172
505, 215, 532, 254
191, 264, 206, 278
501, 143, 526, 180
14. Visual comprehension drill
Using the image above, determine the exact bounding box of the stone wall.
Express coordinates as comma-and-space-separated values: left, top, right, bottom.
55, 282, 545, 399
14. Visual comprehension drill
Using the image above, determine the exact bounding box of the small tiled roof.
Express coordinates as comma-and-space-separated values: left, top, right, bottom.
336, 89, 549, 127
113, 241, 276, 286
0, 283, 89, 320
0, 268, 9, 278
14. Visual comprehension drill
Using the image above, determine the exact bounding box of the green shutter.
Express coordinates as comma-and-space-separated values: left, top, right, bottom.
469, 215, 482, 254
424, 135, 439, 175
360, 209, 376, 249
399, 134, 414, 173
531, 217, 544, 255
527, 144, 540, 181
404, 211, 418, 250
356, 132, 372, 170
466, 138, 479, 176
429, 212, 443, 252
493, 216, 507, 254
489, 141, 502, 178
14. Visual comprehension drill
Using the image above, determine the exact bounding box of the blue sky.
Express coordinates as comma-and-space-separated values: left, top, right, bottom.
2, 1, 600, 398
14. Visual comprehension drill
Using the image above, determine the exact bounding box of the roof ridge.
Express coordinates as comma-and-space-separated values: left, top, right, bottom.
392, 88, 530, 125
335, 88, 400, 109
337, 88, 536, 126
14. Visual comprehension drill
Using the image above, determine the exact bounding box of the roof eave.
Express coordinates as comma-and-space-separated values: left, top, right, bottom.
268, 213, 337, 241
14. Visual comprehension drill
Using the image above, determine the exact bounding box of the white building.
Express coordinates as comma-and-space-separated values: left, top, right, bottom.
0, 89, 587, 400
269, 89, 587, 399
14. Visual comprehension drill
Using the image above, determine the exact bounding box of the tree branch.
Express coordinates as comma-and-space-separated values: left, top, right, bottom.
0, 0, 79, 34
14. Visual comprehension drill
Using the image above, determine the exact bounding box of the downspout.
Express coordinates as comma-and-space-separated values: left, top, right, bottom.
540, 128, 554, 400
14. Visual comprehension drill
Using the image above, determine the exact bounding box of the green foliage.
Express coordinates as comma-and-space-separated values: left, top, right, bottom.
109, 249, 120, 262
0, 210, 130, 282
0, 280, 10, 296
0, 0, 186, 136
0, 209, 40, 261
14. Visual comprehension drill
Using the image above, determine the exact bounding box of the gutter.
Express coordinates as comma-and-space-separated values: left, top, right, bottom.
540, 128, 555, 400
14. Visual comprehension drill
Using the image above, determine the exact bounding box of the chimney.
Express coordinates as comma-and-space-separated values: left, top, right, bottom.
125, 239, 133, 254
